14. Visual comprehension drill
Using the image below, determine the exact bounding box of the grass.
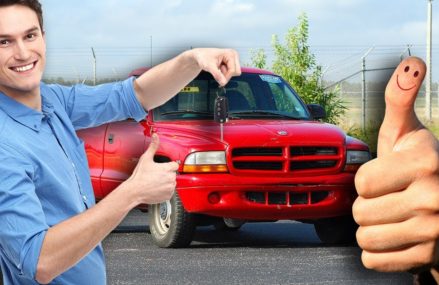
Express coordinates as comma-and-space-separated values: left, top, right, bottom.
340, 122, 380, 156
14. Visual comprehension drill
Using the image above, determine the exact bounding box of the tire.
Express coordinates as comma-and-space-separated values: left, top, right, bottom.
313, 215, 358, 244
148, 191, 196, 248
214, 218, 245, 231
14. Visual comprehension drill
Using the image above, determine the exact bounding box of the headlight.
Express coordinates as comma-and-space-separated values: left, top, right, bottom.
183, 151, 228, 173
344, 150, 370, 172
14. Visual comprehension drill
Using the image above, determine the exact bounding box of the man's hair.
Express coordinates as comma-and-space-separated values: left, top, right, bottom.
0, 0, 43, 30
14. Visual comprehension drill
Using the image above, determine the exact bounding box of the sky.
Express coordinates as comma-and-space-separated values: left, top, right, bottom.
39, 0, 438, 83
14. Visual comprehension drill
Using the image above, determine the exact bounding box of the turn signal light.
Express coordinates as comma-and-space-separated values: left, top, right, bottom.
183, 165, 228, 173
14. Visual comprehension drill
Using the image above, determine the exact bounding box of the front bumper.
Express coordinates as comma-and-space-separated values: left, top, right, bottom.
177, 173, 357, 220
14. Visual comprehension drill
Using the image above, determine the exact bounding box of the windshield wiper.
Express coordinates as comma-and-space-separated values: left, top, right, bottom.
229, 110, 303, 120
161, 110, 213, 117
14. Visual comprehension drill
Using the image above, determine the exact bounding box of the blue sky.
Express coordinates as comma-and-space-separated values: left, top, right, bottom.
40, 0, 438, 82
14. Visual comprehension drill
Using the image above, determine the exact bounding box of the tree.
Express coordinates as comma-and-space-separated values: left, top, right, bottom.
251, 13, 346, 124
249, 48, 266, 69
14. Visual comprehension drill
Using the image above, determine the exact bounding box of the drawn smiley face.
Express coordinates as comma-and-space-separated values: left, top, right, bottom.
396, 66, 419, 91
385, 57, 426, 107
394, 57, 426, 93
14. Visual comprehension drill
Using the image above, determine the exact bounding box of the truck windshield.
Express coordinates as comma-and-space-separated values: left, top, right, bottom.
153, 72, 311, 121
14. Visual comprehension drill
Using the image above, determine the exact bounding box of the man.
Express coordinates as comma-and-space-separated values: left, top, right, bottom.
353, 57, 439, 284
0, 0, 240, 284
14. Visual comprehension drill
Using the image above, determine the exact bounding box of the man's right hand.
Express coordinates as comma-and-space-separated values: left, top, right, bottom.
125, 133, 179, 205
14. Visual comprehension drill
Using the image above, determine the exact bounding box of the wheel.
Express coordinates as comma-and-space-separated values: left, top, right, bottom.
214, 218, 245, 231
313, 215, 358, 244
148, 191, 195, 248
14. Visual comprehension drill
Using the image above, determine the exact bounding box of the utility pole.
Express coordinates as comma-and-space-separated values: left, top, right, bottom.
426, 0, 433, 121
361, 46, 374, 131
91, 47, 97, 86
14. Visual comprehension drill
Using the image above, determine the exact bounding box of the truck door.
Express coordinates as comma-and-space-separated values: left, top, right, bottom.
77, 124, 108, 199
100, 119, 146, 197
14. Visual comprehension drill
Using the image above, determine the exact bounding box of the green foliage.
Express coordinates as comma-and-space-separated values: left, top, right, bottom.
251, 12, 347, 124
249, 48, 267, 69
345, 123, 379, 156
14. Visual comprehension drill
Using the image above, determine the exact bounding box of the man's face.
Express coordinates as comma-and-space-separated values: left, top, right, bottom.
0, 5, 46, 98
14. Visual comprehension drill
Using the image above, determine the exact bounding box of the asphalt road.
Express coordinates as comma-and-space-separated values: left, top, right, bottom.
103, 210, 414, 285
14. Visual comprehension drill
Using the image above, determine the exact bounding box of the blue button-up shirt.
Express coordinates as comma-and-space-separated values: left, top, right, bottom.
0, 78, 147, 285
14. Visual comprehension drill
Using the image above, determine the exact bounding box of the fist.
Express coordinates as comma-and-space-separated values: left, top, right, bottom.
125, 133, 179, 204
192, 48, 241, 87
353, 57, 439, 275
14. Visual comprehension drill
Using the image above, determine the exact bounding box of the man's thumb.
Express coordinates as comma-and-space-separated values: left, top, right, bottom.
378, 56, 426, 156
144, 133, 160, 160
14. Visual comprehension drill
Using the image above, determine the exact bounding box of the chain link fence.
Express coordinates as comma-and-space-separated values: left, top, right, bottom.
322, 47, 438, 130
42, 45, 438, 130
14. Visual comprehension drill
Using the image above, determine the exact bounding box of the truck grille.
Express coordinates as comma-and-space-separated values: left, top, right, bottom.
231, 146, 342, 174
246, 191, 329, 205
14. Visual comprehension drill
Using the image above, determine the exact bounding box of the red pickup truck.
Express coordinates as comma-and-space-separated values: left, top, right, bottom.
76, 67, 370, 248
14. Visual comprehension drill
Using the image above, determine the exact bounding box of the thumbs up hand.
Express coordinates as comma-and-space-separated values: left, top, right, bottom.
352, 57, 439, 277
124, 133, 179, 205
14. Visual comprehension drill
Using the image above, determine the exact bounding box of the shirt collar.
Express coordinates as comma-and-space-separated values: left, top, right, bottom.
0, 85, 55, 132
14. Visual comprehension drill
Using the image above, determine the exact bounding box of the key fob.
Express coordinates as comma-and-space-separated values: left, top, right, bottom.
214, 96, 229, 124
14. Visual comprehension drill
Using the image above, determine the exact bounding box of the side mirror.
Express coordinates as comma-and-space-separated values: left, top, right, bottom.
307, 104, 326, 120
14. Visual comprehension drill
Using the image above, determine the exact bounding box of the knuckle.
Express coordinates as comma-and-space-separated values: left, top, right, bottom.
419, 150, 439, 176
424, 227, 438, 242
355, 227, 366, 248
352, 197, 366, 225
361, 251, 377, 270
415, 183, 439, 212
354, 166, 370, 196
172, 162, 180, 171
416, 243, 436, 265
356, 227, 374, 250
419, 216, 439, 242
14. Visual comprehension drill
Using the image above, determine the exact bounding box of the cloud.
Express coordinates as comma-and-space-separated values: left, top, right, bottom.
40, 0, 438, 81
210, 0, 254, 17
165, 0, 184, 9
282, 0, 365, 8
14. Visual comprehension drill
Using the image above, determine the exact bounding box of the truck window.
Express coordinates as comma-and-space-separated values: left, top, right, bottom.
153, 72, 310, 121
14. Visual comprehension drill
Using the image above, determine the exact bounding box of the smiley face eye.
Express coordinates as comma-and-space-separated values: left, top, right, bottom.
414, 71, 419, 78
404, 66, 410, 72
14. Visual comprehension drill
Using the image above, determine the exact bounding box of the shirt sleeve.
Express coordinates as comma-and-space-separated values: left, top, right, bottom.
46, 77, 147, 130
0, 143, 48, 280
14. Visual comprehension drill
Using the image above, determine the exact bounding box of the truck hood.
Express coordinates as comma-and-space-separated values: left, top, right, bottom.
155, 120, 346, 148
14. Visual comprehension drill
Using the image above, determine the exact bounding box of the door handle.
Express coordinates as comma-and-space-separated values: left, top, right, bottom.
108, 134, 114, 144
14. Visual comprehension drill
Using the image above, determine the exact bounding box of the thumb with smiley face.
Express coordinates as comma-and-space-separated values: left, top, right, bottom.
353, 57, 439, 282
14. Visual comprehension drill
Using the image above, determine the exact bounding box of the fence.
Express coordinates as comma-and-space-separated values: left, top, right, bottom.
321, 46, 439, 129
42, 45, 438, 129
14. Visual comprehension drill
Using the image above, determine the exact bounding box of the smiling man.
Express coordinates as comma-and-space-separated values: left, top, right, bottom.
0, 1, 240, 284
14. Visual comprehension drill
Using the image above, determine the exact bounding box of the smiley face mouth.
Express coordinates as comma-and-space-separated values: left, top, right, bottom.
396, 75, 416, 91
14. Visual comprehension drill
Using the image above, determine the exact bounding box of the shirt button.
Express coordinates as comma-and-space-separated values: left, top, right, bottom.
82, 195, 87, 201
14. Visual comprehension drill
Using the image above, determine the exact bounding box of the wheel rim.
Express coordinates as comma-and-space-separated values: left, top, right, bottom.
154, 200, 172, 235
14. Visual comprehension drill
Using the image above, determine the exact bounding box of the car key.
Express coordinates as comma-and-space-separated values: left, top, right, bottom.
214, 87, 228, 142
